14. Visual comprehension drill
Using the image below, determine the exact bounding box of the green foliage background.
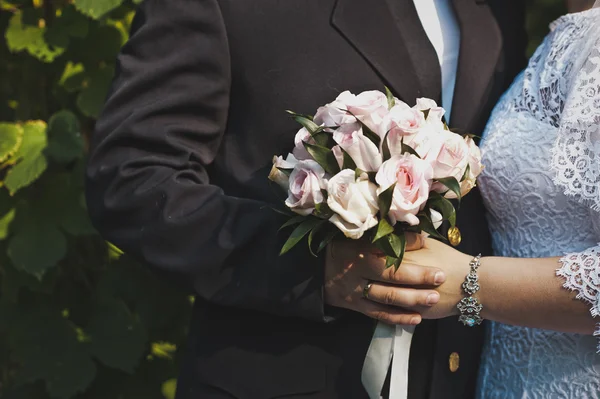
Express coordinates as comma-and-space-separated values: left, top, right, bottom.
0, 0, 567, 398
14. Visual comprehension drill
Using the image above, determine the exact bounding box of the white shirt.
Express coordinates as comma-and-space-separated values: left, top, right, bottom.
413, 0, 461, 122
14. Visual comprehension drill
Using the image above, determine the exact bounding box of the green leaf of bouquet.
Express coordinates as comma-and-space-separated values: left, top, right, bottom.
435, 177, 462, 205
314, 202, 334, 219
317, 229, 338, 254
427, 192, 457, 227
312, 131, 334, 147
378, 183, 396, 218
461, 164, 471, 182
372, 218, 394, 243
362, 124, 381, 147
87, 299, 148, 373
375, 232, 405, 263
0, 123, 23, 163
416, 213, 446, 241
290, 114, 321, 134
401, 141, 421, 158
74, 0, 125, 19
308, 220, 326, 257
279, 215, 305, 231
303, 142, 341, 175
381, 131, 391, 161
286, 110, 314, 121
46, 110, 83, 164
342, 148, 357, 170
385, 86, 396, 110
280, 217, 322, 255
4, 121, 48, 195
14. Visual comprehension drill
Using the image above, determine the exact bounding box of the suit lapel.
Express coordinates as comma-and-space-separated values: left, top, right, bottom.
331, 0, 441, 104
450, 0, 503, 130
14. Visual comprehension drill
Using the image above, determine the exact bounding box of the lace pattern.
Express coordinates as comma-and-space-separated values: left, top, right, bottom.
476, 8, 600, 399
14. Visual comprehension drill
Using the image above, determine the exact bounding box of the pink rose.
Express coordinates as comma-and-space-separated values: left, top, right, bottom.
375, 154, 433, 226
292, 127, 316, 160
268, 153, 299, 190
327, 170, 379, 239
430, 132, 470, 197
381, 104, 426, 156
333, 123, 382, 172
402, 125, 444, 163
452, 136, 484, 198
346, 90, 390, 133
314, 91, 357, 129
285, 160, 327, 215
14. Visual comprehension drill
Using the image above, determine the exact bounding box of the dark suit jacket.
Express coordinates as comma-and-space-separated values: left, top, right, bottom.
85, 1, 527, 398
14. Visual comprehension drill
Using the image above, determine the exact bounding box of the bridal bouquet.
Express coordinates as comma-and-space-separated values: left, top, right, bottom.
269, 88, 482, 268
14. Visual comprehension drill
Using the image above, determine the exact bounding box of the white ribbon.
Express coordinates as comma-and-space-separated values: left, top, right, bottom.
362, 323, 416, 399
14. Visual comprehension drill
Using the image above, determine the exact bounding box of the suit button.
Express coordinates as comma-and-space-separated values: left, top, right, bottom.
449, 352, 460, 373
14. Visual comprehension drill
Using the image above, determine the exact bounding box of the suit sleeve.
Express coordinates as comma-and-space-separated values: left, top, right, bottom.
85, 0, 327, 322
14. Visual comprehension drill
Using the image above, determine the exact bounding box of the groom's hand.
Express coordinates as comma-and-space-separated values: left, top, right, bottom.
324, 233, 446, 325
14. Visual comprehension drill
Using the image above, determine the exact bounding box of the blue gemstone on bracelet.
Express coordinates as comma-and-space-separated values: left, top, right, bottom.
465, 318, 475, 327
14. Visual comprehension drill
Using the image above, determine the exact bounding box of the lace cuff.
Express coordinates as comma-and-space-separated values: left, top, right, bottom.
557, 246, 600, 351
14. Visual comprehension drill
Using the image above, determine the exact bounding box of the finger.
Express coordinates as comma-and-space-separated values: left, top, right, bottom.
405, 232, 426, 251
365, 283, 440, 308
359, 300, 422, 325
373, 264, 446, 286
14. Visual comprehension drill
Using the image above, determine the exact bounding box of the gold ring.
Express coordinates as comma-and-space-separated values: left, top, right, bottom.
363, 282, 373, 299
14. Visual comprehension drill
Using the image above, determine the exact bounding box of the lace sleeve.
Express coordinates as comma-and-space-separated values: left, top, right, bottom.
554, 25, 600, 349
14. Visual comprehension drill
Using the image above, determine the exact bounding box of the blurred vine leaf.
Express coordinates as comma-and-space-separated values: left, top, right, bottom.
0, 122, 23, 163
5, 12, 66, 62
4, 121, 48, 195
74, 0, 125, 20
46, 110, 83, 164
76, 66, 114, 118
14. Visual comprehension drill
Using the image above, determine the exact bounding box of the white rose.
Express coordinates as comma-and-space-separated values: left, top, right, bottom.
333, 123, 382, 172
313, 91, 357, 129
414, 97, 446, 130
268, 153, 298, 190
292, 127, 316, 160
381, 104, 427, 156
327, 169, 379, 239
285, 160, 327, 215
430, 131, 470, 198
346, 90, 390, 133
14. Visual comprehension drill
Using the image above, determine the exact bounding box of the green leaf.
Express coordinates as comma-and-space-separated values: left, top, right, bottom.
461, 164, 471, 182
76, 66, 114, 118
87, 299, 148, 373
381, 130, 391, 161
303, 142, 341, 175
307, 220, 326, 257
58, 62, 86, 93
46, 110, 83, 164
385, 256, 401, 270
74, 0, 125, 19
317, 229, 338, 254
8, 223, 67, 278
0, 123, 23, 163
427, 192, 457, 227
280, 217, 322, 255
401, 140, 421, 158
4, 121, 48, 195
5, 12, 66, 63
361, 124, 381, 147
372, 218, 394, 243
385, 86, 395, 110
378, 183, 396, 218
342, 148, 357, 170
278, 215, 305, 231
285, 110, 314, 122
314, 202, 334, 219
289, 114, 321, 133
435, 176, 462, 204
375, 232, 405, 260
162, 378, 178, 399
9, 306, 96, 398
0, 208, 15, 240
416, 213, 446, 241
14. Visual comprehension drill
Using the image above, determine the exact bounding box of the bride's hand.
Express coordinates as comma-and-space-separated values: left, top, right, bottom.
401, 238, 473, 320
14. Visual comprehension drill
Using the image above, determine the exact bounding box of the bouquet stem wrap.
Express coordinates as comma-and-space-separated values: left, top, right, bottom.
362, 323, 415, 399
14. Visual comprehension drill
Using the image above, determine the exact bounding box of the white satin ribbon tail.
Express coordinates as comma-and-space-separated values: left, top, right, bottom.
361, 323, 416, 399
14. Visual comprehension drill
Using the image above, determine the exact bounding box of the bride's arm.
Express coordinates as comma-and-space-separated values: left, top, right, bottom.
402, 240, 597, 335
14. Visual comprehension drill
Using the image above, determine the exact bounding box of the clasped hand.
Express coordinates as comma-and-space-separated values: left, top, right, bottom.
324, 234, 472, 324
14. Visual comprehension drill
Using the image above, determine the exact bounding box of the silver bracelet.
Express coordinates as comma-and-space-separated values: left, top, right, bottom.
457, 254, 483, 327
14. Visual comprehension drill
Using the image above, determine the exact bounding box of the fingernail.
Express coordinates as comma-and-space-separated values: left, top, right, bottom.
411, 317, 421, 325
426, 293, 440, 305
434, 272, 446, 285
